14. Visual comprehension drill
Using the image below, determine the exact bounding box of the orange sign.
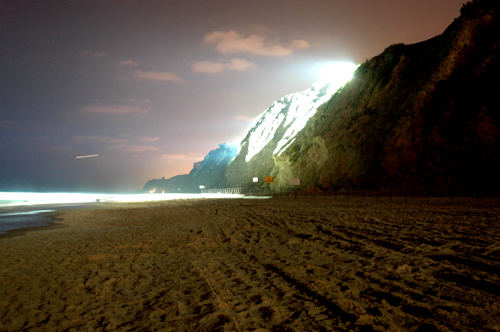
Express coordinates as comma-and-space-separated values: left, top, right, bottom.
264, 176, 275, 183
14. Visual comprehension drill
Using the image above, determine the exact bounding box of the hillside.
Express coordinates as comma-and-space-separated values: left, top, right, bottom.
225, 67, 357, 188
143, 143, 237, 193
227, 0, 500, 194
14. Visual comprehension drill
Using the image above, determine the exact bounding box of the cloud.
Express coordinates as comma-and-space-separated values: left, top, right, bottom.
75, 136, 128, 144
80, 99, 151, 115
75, 135, 160, 153
160, 152, 205, 161
192, 61, 225, 74
192, 58, 255, 74
291, 39, 310, 50
160, 153, 190, 160
124, 98, 151, 104
133, 70, 182, 82
118, 59, 139, 67
82, 50, 108, 57
110, 144, 159, 153
233, 115, 256, 122
80, 104, 149, 115
203, 30, 310, 56
139, 136, 160, 142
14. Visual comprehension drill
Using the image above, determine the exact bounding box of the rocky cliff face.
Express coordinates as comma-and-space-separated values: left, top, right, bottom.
227, 0, 500, 193
143, 143, 238, 192
225, 64, 357, 188
188, 143, 238, 188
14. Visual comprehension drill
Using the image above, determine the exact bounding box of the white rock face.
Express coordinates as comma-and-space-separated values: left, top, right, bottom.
243, 63, 357, 162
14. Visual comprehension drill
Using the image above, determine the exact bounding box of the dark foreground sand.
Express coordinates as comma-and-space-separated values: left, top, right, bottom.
0, 197, 499, 331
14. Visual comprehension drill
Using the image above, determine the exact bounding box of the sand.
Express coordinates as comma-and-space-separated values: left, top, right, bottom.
0, 197, 499, 331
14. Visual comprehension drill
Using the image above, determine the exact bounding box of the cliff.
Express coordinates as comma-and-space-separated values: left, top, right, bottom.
143, 143, 238, 193
227, 0, 500, 194
225, 67, 357, 188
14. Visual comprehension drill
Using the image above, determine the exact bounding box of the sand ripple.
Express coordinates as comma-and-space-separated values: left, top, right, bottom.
0, 198, 499, 331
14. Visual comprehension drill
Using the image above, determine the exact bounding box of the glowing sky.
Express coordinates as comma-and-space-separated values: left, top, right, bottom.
0, 0, 467, 192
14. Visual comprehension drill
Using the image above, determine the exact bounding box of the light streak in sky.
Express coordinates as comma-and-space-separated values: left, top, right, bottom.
75, 154, 99, 159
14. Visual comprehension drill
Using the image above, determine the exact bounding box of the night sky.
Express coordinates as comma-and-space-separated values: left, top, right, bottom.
0, 0, 466, 192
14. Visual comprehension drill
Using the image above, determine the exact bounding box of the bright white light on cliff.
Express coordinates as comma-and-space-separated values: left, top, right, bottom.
243, 61, 359, 163
317, 61, 358, 85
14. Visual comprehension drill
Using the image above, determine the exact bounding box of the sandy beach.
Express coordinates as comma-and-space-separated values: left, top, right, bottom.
0, 197, 499, 331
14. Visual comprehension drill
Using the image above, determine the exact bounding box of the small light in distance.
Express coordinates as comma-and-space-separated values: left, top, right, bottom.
75, 154, 99, 159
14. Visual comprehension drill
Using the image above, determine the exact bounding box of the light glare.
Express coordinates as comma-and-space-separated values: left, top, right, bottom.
0, 192, 247, 207
244, 61, 358, 162
317, 61, 358, 85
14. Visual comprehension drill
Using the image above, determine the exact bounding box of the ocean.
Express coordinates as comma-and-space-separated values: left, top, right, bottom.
0, 209, 57, 235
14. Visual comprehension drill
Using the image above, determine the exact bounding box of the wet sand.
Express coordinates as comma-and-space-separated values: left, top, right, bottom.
0, 198, 499, 331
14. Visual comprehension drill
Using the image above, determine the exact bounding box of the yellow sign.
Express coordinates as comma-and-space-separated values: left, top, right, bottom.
264, 176, 275, 183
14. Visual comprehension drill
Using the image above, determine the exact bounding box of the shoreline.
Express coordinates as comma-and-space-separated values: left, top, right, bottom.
1, 198, 499, 330
0, 219, 66, 239
0, 210, 59, 237
0, 194, 497, 237
0, 203, 99, 237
